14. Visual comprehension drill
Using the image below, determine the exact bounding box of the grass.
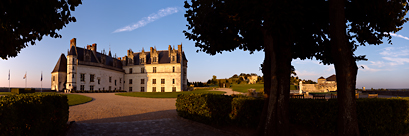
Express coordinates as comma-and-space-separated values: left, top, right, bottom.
65, 94, 93, 106
115, 89, 226, 98
0, 92, 93, 106
230, 84, 264, 93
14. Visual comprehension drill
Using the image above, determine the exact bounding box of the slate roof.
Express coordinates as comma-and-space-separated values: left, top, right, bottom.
68, 46, 122, 69
130, 50, 187, 65
326, 74, 336, 81
52, 54, 67, 73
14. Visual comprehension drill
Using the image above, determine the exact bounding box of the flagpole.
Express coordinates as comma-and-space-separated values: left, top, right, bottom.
9, 70, 10, 92
25, 71, 27, 88
41, 71, 43, 92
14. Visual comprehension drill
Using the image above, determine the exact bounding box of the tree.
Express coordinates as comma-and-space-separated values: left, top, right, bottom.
0, 0, 82, 59
184, 0, 328, 135
323, 0, 408, 135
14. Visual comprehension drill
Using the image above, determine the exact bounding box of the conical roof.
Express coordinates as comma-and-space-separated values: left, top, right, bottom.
52, 54, 67, 73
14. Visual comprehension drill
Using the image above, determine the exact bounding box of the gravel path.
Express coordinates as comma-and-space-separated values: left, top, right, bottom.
67, 93, 233, 136
208, 88, 243, 95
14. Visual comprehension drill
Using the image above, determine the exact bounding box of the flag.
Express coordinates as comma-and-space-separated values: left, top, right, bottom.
41, 72, 43, 81
23, 73, 26, 79
8, 70, 10, 80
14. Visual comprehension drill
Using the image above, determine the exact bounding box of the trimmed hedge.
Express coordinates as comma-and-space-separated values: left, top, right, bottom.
290, 98, 409, 135
177, 95, 409, 135
0, 93, 69, 136
11, 88, 35, 94
176, 93, 233, 125
229, 96, 264, 127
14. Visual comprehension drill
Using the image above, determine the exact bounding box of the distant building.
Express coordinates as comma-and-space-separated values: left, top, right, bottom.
300, 74, 337, 92
51, 38, 188, 92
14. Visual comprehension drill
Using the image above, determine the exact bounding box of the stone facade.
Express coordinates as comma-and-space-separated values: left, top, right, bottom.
300, 75, 337, 92
51, 38, 187, 92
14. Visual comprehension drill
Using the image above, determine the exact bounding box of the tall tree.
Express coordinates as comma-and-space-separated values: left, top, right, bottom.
320, 0, 409, 135
184, 0, 328, 135
0, 0, 82, 59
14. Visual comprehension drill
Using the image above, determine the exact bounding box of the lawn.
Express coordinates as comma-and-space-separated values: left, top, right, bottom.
115, 89, 226, 98
230, 84, 264, 93
66, 94, 93, 106
0, 92, 93, 106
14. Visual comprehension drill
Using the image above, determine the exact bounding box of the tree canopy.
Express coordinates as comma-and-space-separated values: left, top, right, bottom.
0, 0, 82, 59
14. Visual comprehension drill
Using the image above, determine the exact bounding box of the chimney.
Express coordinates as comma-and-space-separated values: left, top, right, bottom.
70, 38, 76, 49
178, 44, 182, 54
150, 47, 153, 54
168, 45, 172, 57
91, 43, 97, 53
127, 49, 133, 56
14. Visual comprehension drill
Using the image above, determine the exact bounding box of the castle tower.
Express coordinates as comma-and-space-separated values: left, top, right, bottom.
51, 54, 67, 92
66, 38, 78, 91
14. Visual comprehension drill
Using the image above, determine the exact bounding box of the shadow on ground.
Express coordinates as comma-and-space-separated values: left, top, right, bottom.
75, 109, 178, 123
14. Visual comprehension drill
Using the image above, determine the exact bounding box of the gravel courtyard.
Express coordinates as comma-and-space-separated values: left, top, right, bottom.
66, 93, 235, 136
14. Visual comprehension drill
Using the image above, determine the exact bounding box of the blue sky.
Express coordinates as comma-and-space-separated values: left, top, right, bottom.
0, 0, 408, 89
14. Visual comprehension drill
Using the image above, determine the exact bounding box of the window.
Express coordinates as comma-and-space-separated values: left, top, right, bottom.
80, 85, 84, 91
98, 79, 100, 84
128, 59, 133, 64
119, 87, 121, 90
73, 66, 75, 70
90, 74, 95, 82
115, 80, 117, 86
141, 68, 145, 73
140, 58, 145, 63
109, 77, 112, 83
173, 66, 175, 72
53, 76, 55, 81
172, 87, 176, 92
129, 87, 132, 92
103, 87, 105, 90
141, 87, 145, 92
153, 67, 157, 73
172, 56, 175, 62
141, 79, 145, 84
152, 87, 156, 92
90, 85, 94, 91
129, 79, 133, 84
161, 79, 165, 84
109, 86, 111, 91
161, 87, 165, 92
80, 74, 85, 81
72, 74, 74, 78
152, 79, 156, 84
129, 68, 133, 74
153, 57, 157, 62
173, 79, 175, 84
120, 78, 122, 84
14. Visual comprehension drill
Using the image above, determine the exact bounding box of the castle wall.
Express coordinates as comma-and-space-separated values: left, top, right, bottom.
124, 63, 182, 92
51, 72, 66, 92
74, 64, 124, 91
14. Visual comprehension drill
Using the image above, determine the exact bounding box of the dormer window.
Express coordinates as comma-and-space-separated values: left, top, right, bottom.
172, 56, 175, 62
153, 57, 157, 62
140, 58, 145, 63
128, 59, 133, 65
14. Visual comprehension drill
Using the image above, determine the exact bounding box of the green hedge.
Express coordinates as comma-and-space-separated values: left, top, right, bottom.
177, 95, 409, 135
290, 98, 409, 135
10, 88, 35, 94
229, 96, 264, 127
176, 94, 233, 125
0, 93, 69, 136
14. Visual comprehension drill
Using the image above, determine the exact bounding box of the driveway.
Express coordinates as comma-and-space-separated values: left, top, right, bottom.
66, 93, 232, 136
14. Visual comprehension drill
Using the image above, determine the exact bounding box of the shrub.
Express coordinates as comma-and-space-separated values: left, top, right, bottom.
10, 88, 35, 94
176, 94, 233, 125
0, 93, 69, 136
229, 96, 264, 127
289, 98, 409, 135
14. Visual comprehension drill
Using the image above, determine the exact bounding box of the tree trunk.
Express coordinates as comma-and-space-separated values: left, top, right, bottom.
329, 0, 360, 135
257, 30, 291, 136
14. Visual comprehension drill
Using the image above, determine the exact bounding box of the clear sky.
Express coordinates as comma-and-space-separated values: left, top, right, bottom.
0, 0, 408, 89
